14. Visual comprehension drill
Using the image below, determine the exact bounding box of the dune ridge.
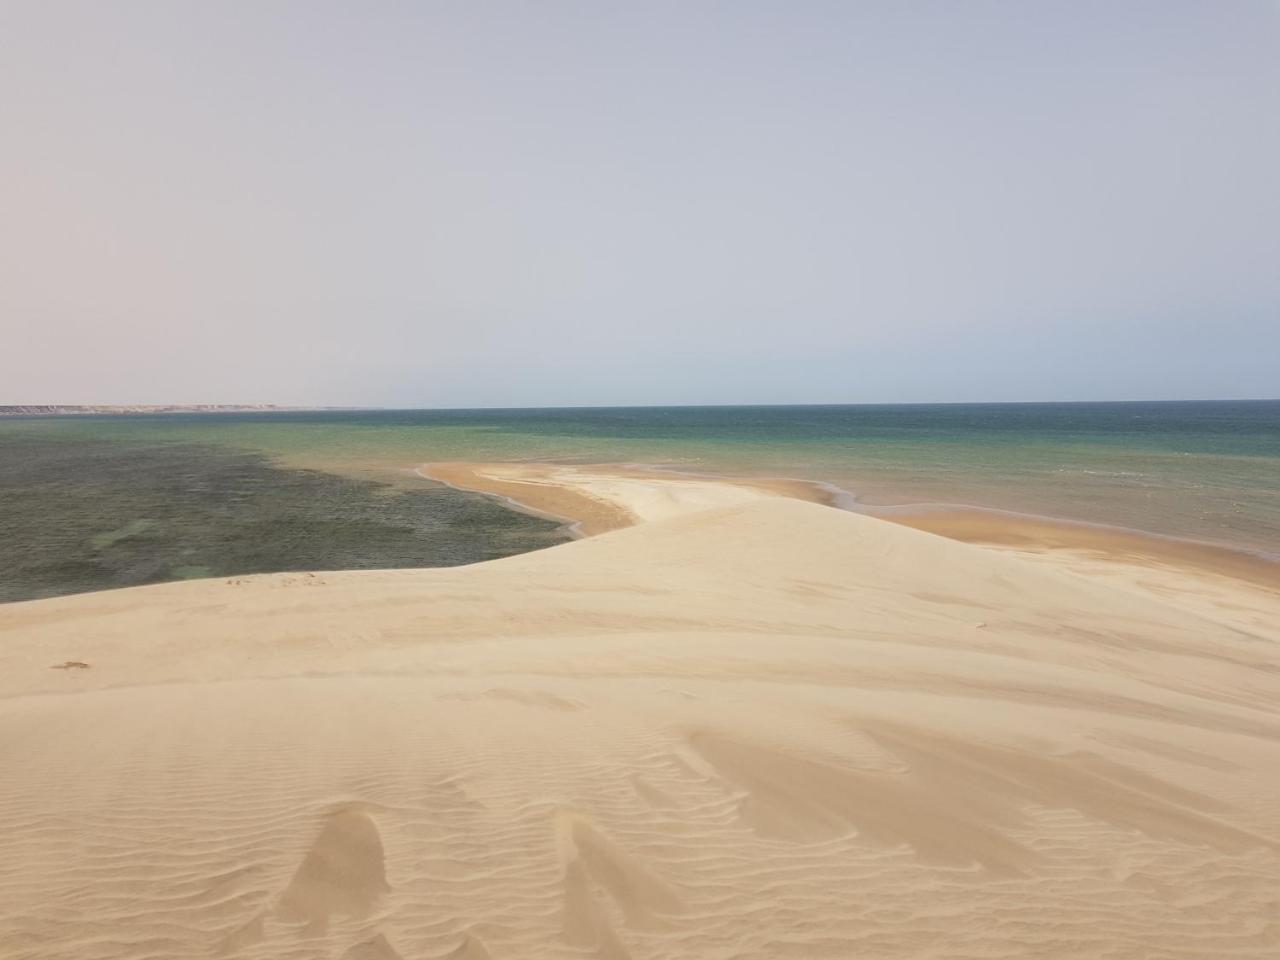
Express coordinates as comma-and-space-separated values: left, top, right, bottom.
421, 461, 1280, 639
2, 478, 1279, 958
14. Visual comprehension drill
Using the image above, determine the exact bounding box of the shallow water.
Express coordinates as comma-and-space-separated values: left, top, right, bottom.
0, 433, 565, 602
1, 401, 1277, 600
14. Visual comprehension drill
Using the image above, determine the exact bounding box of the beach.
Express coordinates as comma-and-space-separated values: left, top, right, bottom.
2, 465, 1278, 958
7, 0, 1277, 952
422, 461, 1280, 636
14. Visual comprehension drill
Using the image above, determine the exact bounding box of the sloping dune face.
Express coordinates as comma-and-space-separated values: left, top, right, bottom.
1, 499, 1278, 958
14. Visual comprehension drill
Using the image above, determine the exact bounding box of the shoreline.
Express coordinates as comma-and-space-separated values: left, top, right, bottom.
5, 464, 1280, 956
418, 461, 836, 537
418, 460, 1280, 585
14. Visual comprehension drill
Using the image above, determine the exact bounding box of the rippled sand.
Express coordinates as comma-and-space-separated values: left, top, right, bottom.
2, 474, 1278, 958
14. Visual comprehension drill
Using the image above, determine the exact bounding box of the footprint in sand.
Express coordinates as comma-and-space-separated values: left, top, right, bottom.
277, 803, 390, 932
440, 933, 494, 959
340, 933, 404, 960
686, 722, 1275, 875
340, 929, 493, 959
333, 926, 493, 959
218, 803, 389, 952
556, 812, 683, 960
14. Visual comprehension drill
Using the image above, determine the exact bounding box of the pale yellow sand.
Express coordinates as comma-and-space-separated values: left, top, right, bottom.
2, 470, 1279, 959
420, 461, 831, 535
423, 462, 1280, 640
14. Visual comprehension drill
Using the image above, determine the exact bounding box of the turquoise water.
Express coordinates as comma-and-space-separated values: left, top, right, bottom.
3, 401, 1277, 562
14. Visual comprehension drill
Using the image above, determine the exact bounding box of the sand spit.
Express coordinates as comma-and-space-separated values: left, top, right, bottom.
420, 461, 832, 535
423, 461, 1280, 641
2, 475, 1279, 958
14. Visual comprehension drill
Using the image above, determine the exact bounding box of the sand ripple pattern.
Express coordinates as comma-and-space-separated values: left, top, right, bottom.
2, 498, 1279, 958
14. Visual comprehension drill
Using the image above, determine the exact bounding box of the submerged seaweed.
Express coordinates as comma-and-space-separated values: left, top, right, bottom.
0, 434, 567, 603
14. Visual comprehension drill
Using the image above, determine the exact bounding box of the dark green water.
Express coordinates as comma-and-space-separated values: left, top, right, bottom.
0, 433, 565, 603
1, 401, 1277, 601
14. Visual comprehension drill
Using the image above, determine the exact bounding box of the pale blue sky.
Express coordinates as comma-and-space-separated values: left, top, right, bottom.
2, 1, 1277, 406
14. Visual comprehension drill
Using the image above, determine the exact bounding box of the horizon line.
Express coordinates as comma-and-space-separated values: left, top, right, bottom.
3, 397, 1279, 415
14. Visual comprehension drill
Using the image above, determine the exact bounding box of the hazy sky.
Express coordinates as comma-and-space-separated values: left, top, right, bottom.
2, 1, 1277, 406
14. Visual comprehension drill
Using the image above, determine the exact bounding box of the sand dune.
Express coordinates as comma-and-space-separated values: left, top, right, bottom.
424, 461, 1280, 640
2, 476, 1279, 958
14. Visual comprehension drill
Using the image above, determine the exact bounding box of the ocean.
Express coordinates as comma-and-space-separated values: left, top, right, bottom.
1, 400, 1276, 601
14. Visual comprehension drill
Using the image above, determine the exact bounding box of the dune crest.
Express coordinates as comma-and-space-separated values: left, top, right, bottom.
2, 487, 1279, 957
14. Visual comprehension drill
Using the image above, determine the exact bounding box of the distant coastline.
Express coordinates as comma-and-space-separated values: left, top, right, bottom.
0, 404, 313, 416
